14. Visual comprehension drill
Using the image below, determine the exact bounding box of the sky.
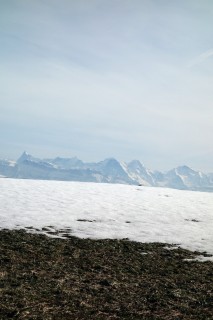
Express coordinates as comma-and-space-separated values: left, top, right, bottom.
0, 0, 213, 172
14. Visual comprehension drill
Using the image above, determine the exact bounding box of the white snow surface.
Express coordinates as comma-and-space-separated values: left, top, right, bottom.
0, 178, 213, 259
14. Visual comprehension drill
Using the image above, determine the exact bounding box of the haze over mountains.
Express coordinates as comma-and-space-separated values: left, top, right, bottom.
0, 152, 212, 192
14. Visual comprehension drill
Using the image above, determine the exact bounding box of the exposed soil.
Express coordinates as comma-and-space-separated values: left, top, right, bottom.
0, 229, 212, 320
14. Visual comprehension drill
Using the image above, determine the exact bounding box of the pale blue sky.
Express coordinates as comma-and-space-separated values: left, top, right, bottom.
0, 0, 213, 171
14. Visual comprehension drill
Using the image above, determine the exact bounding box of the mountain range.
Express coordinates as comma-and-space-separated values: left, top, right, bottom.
0, 151, 212, 192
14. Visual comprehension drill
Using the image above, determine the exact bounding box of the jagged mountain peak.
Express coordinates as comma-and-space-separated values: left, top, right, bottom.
99, 157, 126, 172
167, 165, 194, 174
102, 157, 119, 164
45, 156, 84, 170
128, 160, 145, 170
17, 151, 34, 163
174, 165, 197, 175
0, 152, 212, 192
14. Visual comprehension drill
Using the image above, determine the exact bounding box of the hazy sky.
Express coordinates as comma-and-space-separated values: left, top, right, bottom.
0, 0, 213, 172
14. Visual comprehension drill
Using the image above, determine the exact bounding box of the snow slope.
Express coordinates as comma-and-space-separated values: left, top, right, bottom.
0, 178, 212, 259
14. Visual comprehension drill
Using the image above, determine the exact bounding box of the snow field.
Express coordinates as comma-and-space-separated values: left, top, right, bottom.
0, 178, 212, 259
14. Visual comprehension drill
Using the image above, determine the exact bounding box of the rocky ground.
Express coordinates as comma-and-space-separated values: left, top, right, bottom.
0, 229, 212, 319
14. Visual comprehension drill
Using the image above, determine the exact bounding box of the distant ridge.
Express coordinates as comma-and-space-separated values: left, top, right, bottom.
0, 152, 212, 192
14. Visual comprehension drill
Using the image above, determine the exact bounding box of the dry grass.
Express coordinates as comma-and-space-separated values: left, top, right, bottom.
0, 229, 212, 319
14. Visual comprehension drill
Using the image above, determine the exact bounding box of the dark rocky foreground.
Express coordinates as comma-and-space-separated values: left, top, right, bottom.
0, 229, 212, 320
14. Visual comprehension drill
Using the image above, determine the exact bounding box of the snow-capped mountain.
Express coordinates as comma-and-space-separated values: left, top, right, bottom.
89, 158, 133, 184
16, 151, 40, 164
13, 152, 102, 182
124, 160, 155, 186
163, 166, 212, 191
46, 156, 84, 170
0, 152, 212, 192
